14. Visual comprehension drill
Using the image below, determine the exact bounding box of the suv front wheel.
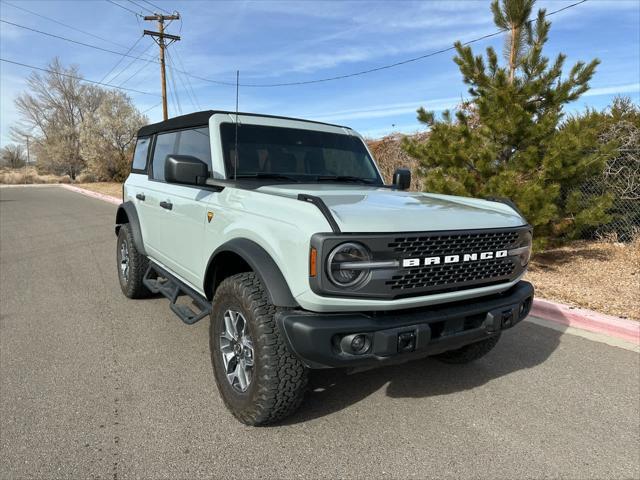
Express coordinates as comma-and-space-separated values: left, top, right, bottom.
116, 224, 150, 298
210, 272, 308, 426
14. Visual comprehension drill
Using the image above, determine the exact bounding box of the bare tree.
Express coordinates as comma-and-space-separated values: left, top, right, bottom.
0, 144, 26, 168
81, 91, 147, 181
14, 58, 104, 179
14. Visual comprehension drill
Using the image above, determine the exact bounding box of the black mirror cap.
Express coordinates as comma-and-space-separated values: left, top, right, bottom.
165, 154, 208, 186
392, 168, 411, 190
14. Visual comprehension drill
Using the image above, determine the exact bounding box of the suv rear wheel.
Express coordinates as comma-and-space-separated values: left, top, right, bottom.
434, 333, 501, 364
116, 224, 150, 298
210, 272, 308, 426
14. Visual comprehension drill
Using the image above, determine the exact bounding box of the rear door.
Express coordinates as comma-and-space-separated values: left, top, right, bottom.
126, 136, 153, 243
145, 127, 216, 288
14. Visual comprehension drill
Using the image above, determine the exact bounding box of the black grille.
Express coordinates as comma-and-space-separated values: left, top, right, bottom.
386, 257, 516, 291
389, 230, 520, 257
386, 229, 520, 293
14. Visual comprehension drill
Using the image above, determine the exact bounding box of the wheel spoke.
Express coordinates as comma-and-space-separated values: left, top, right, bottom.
224, 311, 238, 339
219, 309, 253, 393
237, 360, 248, 390
242, 339, 254, 366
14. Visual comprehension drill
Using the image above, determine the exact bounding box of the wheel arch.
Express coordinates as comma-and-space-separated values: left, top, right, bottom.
204, 238, 298, 308
115, 202, 146, 256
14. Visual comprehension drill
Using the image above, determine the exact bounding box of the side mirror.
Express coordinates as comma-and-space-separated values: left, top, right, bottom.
165, 155, 208, 186
392, 168, 411, 190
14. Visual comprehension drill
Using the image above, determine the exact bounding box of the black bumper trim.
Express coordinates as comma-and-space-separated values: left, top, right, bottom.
276, 281, 534, 369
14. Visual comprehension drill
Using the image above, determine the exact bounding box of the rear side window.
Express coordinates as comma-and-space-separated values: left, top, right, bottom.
151, 127, 211, 181
177, 128, 212, 170
131, 137, 150, 171
152, 132, 179, 181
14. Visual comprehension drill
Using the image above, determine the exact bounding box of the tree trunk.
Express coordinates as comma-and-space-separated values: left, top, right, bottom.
509, 25, 519, 84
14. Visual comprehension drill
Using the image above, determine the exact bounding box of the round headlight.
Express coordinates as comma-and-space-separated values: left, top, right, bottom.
327, 242, 371, 287
518, 232, 532, 266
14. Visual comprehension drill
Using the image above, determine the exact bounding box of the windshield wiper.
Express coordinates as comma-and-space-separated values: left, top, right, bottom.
315, 175, 377, 185
236, 173, 301, 182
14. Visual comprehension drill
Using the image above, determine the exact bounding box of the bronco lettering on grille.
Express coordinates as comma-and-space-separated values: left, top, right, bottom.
401, 250, 508, 268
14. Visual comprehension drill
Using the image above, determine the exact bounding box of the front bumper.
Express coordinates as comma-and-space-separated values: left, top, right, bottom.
276, 281, 534, 369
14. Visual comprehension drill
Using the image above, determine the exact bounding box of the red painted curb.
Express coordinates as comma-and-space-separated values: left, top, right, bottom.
531, 298, 639, 345
60, 184, 121, 205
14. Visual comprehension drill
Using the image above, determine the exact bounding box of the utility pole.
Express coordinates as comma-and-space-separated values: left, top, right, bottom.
143, 13, 180, 121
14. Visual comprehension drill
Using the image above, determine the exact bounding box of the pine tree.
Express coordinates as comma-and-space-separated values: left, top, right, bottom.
403, 0, 610, 247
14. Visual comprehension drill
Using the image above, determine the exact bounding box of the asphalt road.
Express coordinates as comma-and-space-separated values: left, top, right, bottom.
1, 186, 639, 480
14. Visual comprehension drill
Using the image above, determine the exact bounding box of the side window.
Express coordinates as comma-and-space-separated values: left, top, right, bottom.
131, 137, 150, 171
151, 131, 179, 181
150, 127, 211, 182
177, 127, 212, 172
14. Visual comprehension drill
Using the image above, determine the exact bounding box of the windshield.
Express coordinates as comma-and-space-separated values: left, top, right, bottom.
220, 123, 382, 185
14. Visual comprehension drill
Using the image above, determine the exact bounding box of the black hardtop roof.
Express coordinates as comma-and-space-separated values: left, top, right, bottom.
136, 110, 347, 137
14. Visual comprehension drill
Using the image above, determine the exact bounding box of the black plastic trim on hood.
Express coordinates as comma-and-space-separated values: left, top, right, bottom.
298, 193, 341, 233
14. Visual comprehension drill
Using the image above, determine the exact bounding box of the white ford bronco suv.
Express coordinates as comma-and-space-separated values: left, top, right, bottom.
115, 110, 534, 425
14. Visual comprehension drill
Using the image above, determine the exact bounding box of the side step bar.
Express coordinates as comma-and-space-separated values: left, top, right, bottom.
143, 263, 211, 325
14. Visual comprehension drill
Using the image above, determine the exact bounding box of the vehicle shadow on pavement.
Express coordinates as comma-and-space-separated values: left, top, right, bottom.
281, 319, 563, 425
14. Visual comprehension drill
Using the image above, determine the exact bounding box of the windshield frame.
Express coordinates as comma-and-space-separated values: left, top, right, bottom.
219, 122, 384, 186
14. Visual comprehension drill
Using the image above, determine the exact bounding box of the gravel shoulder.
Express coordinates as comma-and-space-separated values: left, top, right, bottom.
526, 239, 640, 320
75, 182, 122, 199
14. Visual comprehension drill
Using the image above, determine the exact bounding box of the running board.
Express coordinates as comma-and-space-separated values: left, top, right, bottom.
143, 263, 211, 325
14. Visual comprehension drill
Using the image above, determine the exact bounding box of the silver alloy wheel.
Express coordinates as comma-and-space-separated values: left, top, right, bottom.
119, 240, 130, 283
219, 309, 254, 392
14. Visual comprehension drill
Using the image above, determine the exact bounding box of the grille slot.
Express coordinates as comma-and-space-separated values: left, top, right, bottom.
389, 230, 519, 257
386, 258, 516, 291
386, 230, 520, 293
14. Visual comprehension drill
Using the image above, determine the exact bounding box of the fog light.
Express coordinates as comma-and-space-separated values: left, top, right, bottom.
351, 334, 367, 352
339, 333, 371, 355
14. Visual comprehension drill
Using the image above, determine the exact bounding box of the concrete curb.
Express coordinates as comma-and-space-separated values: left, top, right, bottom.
60, 184, 121, 205
531, 298, 639, 345
18, 183, 639, 346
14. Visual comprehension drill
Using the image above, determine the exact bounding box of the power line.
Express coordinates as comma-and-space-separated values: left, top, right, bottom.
104, 0, 143, 17
0, 0, 589, 90
0, 17, 234, 87
140, 0, 172, 15
99, 36, 144, 83
1, 0, 134, 51
110, 43, 156, 84
167, 48, 199, 110
117, 53, 154, 87
141, 101, 163, 115
126, 0, 154, 15
240, 0, 590, 87
0, 57, 160, 96
167, 48, 197, 111
166, 57, 182, 115
0, 18, 158, 63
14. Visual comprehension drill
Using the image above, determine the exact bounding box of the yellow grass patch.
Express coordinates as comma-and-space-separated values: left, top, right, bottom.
526, 239, 640, 320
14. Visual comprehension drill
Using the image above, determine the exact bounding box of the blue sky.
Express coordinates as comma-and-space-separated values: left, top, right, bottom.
1, 0, 639, 146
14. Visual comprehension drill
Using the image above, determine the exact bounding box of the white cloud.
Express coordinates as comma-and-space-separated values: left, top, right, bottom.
306, 96, 461, 122
583, 82, 640, 97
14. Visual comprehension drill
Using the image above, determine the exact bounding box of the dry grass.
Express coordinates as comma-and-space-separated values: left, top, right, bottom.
0, 166, 70, 184
526, 239, 640, 320
366, 133, 428, 190
76, 182, 122, 199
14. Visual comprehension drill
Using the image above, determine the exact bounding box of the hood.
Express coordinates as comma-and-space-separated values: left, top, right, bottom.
256, 184, 526, 233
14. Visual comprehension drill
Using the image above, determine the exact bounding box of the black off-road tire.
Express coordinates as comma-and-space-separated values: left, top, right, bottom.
210, 272, 308, 426
434, 333, 501, 364
116, 224, 151, 299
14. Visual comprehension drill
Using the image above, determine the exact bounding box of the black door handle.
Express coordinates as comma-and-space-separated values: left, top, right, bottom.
136, 193, 145, 201
160, 201, 173, 210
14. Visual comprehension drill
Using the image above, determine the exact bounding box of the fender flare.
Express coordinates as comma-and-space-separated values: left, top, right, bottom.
115, 202, 146, 256
205, 238, 298, 308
